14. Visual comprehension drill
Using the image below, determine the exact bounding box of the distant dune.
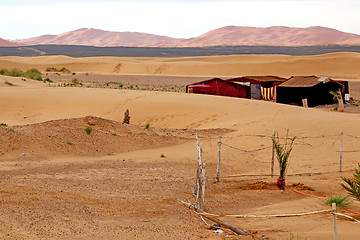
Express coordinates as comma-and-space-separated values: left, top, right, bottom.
0, 37, 19, 47
11, 26, 360, 47
163, 26, 360, 47
15, 28, 180, 47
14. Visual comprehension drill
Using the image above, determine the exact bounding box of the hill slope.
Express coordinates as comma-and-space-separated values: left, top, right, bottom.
0, 37, 19, 47
15, 28, 180, 47
163, 26, 360, 47
11, 26, 360, 47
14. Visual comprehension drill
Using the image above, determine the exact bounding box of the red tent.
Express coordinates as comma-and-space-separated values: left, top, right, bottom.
186, 78, 249, 98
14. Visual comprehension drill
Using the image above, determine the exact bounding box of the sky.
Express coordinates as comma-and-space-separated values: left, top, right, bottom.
1, 0, 359, 39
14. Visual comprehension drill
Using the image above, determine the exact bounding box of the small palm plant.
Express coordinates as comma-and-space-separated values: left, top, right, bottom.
324, 195, 350, 209
341, 163, 360, 201
273, 130, 296, 190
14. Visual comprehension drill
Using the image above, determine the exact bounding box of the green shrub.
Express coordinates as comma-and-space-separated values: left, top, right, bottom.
60, 67, 70, 73
0, 69, 9, 75
145, 123, 150, 129
5, 81, 13, 86
25, 68, 41, 75
324, 195, 350, 209
85, 126, 93, 134
0, 123, 8, 126
8, 68, 23, 77
67, 141, 73, 145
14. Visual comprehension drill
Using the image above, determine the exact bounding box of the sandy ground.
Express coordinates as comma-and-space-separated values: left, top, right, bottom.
1, 54, 360, 239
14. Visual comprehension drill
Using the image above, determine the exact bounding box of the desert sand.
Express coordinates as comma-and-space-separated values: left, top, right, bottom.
1, 52, 360, 80
0, 53, 360, 239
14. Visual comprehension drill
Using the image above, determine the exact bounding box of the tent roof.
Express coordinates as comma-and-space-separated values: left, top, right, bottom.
226, 75, 287, 84
277, 76, 338, 87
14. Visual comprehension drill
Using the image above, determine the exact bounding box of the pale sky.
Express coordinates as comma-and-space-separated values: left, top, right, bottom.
1, 0, 359, 39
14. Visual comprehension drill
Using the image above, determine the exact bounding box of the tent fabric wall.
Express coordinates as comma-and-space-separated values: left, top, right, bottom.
187, 79, 250, 98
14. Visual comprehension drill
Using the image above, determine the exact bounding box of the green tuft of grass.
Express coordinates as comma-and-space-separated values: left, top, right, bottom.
85, 126, 93, 135
9, 128, 14, 132
145, 123, 150, 129
324, 195, 350, 209
5, 81, 13, 86
67, 141, 73, 145
289, 232, 308, 240
0, 123, 8, 126
112, 133, 117, 136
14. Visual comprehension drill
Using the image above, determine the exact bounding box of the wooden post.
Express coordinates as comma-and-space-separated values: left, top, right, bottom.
216, 135, 222, 183
194, 133, 200, 196
332, 203, 338, 240
302, 98, 308, 108
340, 132, 343, 172
200, 145, 205, 210
271, 125, 276, 178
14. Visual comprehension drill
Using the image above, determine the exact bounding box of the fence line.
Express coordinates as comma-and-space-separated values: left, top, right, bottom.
219, 133, 340, 142
195, 130, 360, 182
198, 209, 334, 219
221, 143, 272, 153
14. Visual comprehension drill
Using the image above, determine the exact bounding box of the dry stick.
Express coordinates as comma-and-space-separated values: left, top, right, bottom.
271, 124, 276, 178
335, 212, 360, 223
340, 132, 343, 172
333, 203, 338, 240
216, 135, 222, 183
178, 200, 248, 236
222, 171, 323, 179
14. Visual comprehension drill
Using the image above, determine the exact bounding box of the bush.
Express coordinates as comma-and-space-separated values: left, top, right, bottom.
25, 68, 41, 76
145, 123, 150, 129
0, 69, 9, 75
325, 195, 350, 209
8, 68, 23, 77
85, 126, 93, 134
5, 81, 13, 86
341, 163, 360, 201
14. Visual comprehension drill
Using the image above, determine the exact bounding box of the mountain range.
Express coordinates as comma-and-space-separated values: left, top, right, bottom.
3, 26, 360, 47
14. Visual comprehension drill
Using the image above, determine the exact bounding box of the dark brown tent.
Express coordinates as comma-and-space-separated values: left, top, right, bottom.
276, 76, 345, 107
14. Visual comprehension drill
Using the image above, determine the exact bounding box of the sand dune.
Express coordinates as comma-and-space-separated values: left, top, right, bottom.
15, 28, 180, 47
0, 37, 19, 47
12, 26, 360, 47
164, 26, 360, 47
1, 52, 360, 80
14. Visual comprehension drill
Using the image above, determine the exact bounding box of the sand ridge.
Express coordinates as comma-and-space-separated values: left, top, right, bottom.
1, 52, 360, 79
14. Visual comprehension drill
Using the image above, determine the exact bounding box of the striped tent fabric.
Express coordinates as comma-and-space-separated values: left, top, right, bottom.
260, 86, 274, 101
